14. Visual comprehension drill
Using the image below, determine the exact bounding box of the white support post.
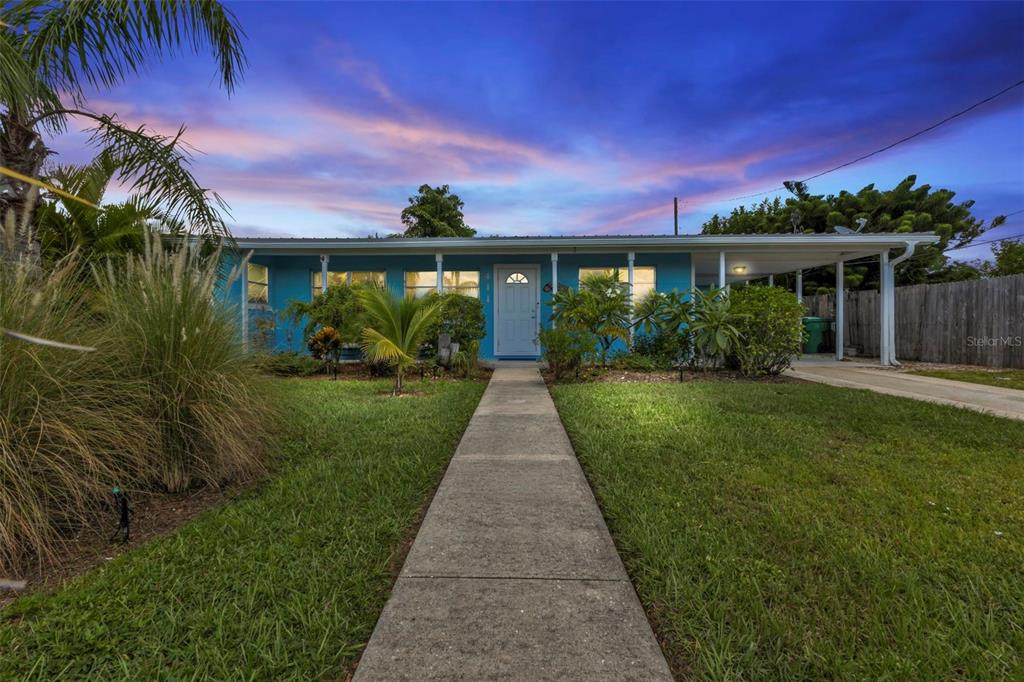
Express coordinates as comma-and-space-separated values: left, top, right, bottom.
879, 250, 890, 365
796, 270, 803, 303
435, 253, 444, 294
320, 254, 329, 294
241, 250, 253, 351
718, 251, 726, 289
550, 252, 558, 329
835, 260, 844, 361
627, 251, 636, 342
768, 274, 774, 287
886, 255, 897, 365
689, 253, 696, 298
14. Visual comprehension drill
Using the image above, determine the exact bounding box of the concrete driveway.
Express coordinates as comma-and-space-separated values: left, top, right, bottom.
788, 359, 1024, 421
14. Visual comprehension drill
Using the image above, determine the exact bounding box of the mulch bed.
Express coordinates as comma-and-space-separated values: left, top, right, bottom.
282, 364, 493, 383
1, 485, 242, 609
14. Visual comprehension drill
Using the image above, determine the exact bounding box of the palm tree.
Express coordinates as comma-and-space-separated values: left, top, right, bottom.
0, 0, 246, 259
359, 287, 441, 395
34, 150, 171, 267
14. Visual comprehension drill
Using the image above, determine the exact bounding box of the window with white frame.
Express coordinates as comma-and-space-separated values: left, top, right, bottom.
578, 266, 656, 301
310, 271, 385, 298
247, 263, 269, 304
404, 271, 480, 298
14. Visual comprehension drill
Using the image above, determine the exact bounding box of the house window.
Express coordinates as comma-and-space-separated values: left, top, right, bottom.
578, 266, 656, 301
405, 271, 480, 298
311, 271, 385, 298
247, 263, 269, 304
505, 272, 529, 284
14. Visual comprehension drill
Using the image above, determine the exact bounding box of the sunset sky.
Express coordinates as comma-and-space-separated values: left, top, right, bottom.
52, 1, 1024, 261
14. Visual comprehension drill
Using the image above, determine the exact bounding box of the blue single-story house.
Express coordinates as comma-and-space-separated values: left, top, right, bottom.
223, 233, 938, 364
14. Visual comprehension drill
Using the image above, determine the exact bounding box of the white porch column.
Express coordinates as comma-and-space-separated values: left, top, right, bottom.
885, 252, 897, 365
689, 253, 696, 297
795, 270, 803, 303
435, 253, 444, 294
835, 260, 844, 361
241, 250, 253, 351
718, 251, 726, 289
319, 254, 329, 294
879, 250, 890, 365
768, 274, 774, 287
627, 251, 636, 341
550, 252, 558, 329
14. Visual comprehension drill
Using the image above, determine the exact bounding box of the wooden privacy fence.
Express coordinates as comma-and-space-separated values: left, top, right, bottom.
804, 274, 1023, 368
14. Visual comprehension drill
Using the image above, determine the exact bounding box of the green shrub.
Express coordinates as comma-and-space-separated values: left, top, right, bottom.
0, 256, 154, 571
539, 327, 597, 380
449, 339, 481, 378
283, 283, 366, 342
729, 284, 806, 376
549, 272, 630, 365
97, 236, 269, 493
254, 351, 323, 377
689, 287, 745, 370
421, 292, 485, 356
631, 330, 688, 369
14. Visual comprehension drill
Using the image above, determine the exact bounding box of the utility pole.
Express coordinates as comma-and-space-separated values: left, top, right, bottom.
673, 197, 679, 235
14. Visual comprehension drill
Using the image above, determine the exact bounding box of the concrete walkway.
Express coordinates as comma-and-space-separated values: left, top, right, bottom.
354, 363, 672, 681
789, 360, 1024, 421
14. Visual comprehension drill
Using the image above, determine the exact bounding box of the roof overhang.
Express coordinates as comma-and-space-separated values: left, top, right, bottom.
235, 233, 940, 284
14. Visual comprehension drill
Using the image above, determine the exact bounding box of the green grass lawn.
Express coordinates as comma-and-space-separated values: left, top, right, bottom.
0, 378, 484, 680
551, 381, 1024, 680
910, 368, 1024, 391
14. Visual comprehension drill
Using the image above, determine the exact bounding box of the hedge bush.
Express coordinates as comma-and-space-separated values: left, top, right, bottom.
421, 292, 486, 355
729, 285, 805, 376
539, 327, 597, 380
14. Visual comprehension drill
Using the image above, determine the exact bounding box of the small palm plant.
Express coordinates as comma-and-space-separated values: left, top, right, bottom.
550, 271, 630, 366
689, 287, 746, 370
633, 289, 693, 336
358, 287, 441, 395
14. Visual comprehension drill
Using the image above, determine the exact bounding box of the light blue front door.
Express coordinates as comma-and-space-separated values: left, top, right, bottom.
495, 265, 539, 356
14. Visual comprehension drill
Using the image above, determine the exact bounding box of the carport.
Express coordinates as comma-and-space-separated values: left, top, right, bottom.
687, 233, 941, 365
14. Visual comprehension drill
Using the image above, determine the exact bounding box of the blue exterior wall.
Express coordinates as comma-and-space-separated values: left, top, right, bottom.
223, 251, 693, 359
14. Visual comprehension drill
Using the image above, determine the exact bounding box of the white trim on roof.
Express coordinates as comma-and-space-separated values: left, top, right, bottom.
234, 233, 940, 255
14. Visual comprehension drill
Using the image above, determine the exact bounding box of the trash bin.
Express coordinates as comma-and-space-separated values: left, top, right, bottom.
802, 317, 834, 354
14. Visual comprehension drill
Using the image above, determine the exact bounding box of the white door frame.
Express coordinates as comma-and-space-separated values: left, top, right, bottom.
493, 263, 541, 357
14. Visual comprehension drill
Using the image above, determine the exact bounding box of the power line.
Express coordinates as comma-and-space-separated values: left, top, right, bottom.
946, 230, 1024, 251
709, 78, 1024, 206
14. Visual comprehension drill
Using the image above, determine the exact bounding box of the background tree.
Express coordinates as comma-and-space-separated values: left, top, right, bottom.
982, 240, 1024, 277
400, 184, 476, 237
0, 0, 246, 259
701, 176, 1006, 291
